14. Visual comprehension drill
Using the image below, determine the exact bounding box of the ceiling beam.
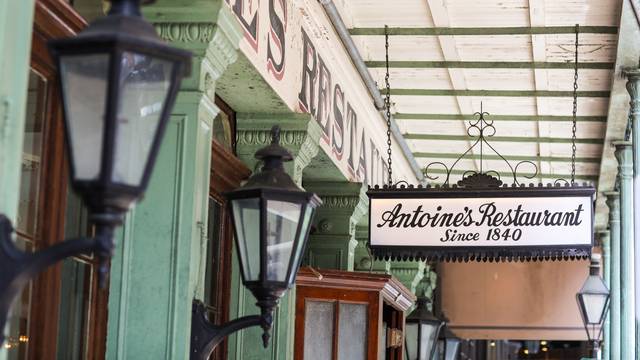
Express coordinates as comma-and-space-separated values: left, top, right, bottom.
350, 26, 618, 36
382, 89, 609, 97
413, 152, 600, 163
404, 133, 604, 144
365, 61, 614, 69
395, 113, 607, 122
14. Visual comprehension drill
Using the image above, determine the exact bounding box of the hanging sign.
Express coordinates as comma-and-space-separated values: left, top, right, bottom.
368, 182, 595, 262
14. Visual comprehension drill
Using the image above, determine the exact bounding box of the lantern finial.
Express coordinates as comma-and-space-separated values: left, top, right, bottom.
271, 125, 281, 145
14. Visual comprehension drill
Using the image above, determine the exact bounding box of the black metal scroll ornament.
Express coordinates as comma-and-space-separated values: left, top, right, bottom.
423, 105, 539, 188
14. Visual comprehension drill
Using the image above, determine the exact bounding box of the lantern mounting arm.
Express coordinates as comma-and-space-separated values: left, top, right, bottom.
190, 300, 273, 360
0, 214, 115, 346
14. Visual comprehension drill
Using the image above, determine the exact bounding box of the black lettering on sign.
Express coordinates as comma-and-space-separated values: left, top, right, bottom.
297, 27, 387, 185
332, 84, 345, 160
229, 0, 259, 51
298, 29, 317, 114
267, 0, 286, 80
316, 55, 332, 142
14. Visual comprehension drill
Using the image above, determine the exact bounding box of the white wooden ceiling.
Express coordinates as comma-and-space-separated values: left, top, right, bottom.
334, 0, 621, 185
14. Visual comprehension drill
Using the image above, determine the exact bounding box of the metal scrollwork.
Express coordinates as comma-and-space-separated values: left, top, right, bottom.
423, 105, 539, 187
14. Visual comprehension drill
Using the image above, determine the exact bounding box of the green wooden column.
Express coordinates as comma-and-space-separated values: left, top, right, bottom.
624, 68, 640, 355
228, 114, 322, 360
604, 191, 621, 360
0, 2, 36, 357
614, 142, 635, 360
598, 230, 611, 360
105, 5, 243, 359
304, 182, 369, 271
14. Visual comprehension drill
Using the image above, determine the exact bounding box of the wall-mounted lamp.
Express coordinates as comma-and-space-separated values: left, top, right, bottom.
0, 0, 191, 345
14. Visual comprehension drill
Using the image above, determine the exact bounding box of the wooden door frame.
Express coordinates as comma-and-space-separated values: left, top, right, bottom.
25, 2, 108, 359
208, 95, 251, 359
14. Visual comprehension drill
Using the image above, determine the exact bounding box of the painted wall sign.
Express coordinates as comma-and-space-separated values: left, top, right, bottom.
368, 184, 595, 262
226, 0, 417, 185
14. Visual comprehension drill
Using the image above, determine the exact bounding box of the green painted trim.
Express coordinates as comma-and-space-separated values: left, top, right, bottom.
413, 152, 600, 163
404, 133, 604, 144
365, 61, 615, 69
425, 169, 598, 181
350, 26, 618, 36
382, 88, 610, 98
395, 113, 607, 122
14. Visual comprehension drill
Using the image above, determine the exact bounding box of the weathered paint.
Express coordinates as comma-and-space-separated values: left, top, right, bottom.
599, 230, 611, 360
225, 0, 418, 186
414, 152, 600, 164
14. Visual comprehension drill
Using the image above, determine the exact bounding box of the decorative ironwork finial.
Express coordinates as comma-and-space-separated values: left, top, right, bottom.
424, 107, 538, 188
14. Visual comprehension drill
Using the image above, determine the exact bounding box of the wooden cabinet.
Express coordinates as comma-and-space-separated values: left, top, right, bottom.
294, 267, 416, 360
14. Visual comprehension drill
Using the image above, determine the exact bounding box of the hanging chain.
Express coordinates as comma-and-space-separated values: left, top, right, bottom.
571, 24, 579, 185
384, 25, 393, 186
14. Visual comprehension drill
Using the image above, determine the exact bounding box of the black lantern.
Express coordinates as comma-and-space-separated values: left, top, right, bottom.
405, 297, 444, 360
190, 125, 321, 360
576, 254, 610, 357
437, 322, 461, 360
0, 0, 191, 347
48, 0, 191, 218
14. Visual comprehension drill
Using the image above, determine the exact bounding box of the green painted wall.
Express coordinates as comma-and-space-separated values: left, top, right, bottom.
106, 3, 244, 359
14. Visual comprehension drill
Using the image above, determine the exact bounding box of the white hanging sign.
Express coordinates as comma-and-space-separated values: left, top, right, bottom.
368, 186, 595, 261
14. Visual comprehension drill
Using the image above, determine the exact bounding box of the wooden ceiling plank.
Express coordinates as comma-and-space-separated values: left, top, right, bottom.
382, 89, 609, 97
424, 0, 480, 173
395, 114, 607, 122
365, 60, 614, 69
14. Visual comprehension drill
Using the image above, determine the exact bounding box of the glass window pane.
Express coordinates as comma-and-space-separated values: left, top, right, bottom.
112, 52, 173, 186
405, 323, 418, 360
303, 301, 334, 360
56, 259, 92, 360
59, 54, 109, 181
338, 303, 368, 360
266, 200, 301, 282
231, 198, 261, 281
582, 294, 608, 324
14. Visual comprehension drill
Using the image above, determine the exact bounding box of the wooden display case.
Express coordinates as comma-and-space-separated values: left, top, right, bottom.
294, 267, 416, 360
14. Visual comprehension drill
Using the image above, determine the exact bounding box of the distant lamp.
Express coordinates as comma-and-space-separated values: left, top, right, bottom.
437, 320, 460, 360
576, 254, 610, 358
405, 297, 444, 360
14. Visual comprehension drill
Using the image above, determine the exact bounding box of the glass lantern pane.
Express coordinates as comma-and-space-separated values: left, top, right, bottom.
266, 200, 302, 282
231, 198, 261, 282
582, 293, 608, 324
59, 54, 109, 181
112, 52, 174, 186
419, 323, 437, 359
287, 205, 314, 284
445, 339, 460, 360
405, 323, 419, 360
